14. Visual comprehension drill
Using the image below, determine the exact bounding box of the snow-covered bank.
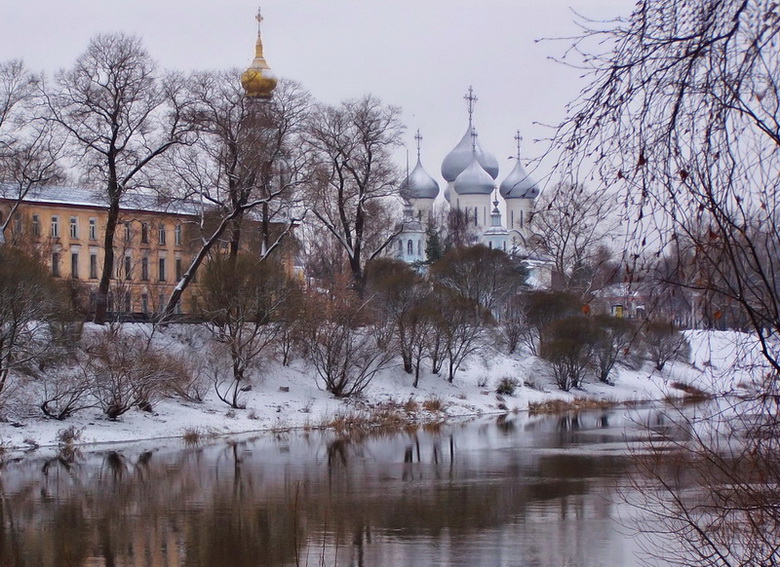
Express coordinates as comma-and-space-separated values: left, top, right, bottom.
0, 329, 767, 451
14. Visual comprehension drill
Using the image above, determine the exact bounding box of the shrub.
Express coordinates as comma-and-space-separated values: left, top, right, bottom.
540, 316, 595, 391
304, 288, 393, 398
591, 315, 638, 384
496, 376, 520, 396
642, 320, 690, 371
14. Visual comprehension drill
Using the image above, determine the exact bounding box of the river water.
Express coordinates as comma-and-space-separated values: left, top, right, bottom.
0, 407, 676, 566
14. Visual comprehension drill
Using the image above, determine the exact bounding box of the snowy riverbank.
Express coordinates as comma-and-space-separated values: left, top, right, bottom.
0, 329, 766, 451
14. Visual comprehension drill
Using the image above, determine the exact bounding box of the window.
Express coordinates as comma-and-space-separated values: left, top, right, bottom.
158, 224, 166, 246
407, 239, 413, 255
124, 255, 132, 280
474, 207, 478, 227
158, 258, 166, 281
141, 222, 149, 244
52, 252, 60, 277
175, 258, 183, 281
510, 211, 514, 229
418, 240, 422, 256
123, 292, 131, 313
51, 216, 59, 238
70, 217, 78, 239
31, 214, 40, 237
90, 253, 98, 279
397, 239, 403, 254
13, 216, 21, 235
174, 224, 182, 246
89, 218, 97, 240
124, 221, 132, 241
141, 257, 149, 281
141, 293, 149, 314
520, 211, 524, 229
71, 253, 79, 279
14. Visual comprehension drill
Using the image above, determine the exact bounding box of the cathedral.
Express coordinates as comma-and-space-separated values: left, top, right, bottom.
395, 87, 540, 264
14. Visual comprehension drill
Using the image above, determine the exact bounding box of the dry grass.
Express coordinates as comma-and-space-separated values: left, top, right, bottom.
182, 427, 217, 446
528, 398, 616, 415
324, 398, 447, 436
667, 381, 711, 402
422, 396, 446, 413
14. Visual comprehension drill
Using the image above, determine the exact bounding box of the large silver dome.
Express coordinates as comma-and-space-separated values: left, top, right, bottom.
499, 159, 539, 199
400, 157, 440, 200
441, 126, 499, 182
453, 155, 495, 196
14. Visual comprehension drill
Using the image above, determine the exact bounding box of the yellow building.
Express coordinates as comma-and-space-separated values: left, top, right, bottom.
0, 186, 202, 318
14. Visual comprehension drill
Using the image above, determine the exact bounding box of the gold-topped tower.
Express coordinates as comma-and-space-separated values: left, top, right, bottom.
240, 7, 277, 99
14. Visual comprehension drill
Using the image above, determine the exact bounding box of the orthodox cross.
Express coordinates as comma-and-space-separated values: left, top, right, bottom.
414, 129, 422, 159
464, 86, 478, 127
514, 130, 523, 160
256, 7, 263, 34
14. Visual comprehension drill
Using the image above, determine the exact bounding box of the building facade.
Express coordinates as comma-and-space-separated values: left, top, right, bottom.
0, 186, 201, 317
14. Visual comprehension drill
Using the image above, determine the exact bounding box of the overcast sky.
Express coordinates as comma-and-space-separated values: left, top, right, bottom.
2, 0, 631, 188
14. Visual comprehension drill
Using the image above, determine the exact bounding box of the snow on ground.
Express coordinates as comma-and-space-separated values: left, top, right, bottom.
0, 329, 767, 451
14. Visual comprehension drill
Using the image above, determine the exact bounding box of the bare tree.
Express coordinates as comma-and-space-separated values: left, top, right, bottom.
366, 258, 432, 381
304, 95, 405, 293
0, 60, 64, 244
430, 286, 489, 383
45, 34, 193, 324
303, 285, 394, 398
528, 181, 619, 296
550, 2, 780, 563
161, 75, 310, 319
0, 247, 65, 400
430, 244, 524, 316
198, 253, 293, 409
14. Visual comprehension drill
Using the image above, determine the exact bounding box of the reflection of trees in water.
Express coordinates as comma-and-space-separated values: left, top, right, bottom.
1, 414, 636, 566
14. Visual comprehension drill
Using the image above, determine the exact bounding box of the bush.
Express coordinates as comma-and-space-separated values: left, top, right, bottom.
642, 320, 690, 371
82, 326, 179, 419
304, 288, 393, 398
540, 316, 595, 391
496, 376, 520, 396
591, 315, 638, 384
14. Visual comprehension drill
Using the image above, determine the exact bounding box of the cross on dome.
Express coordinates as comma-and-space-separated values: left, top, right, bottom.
414, 129, 423, 159
464, 86, 478, 127
514, 130, 523, 160
256, 7, 263, 33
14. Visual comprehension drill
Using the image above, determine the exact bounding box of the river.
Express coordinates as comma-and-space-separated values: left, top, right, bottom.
0, 406, 678, 566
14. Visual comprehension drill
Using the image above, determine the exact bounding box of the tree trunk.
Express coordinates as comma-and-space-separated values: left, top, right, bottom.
94, 198, 120, 324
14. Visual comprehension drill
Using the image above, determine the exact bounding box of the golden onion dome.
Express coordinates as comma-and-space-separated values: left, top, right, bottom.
241, 8, 277, 99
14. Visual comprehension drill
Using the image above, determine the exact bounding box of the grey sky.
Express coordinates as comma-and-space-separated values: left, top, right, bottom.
2, 0, 631, 187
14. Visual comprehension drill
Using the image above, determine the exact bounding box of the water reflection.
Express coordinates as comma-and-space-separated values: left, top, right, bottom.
0, 408, 674, 567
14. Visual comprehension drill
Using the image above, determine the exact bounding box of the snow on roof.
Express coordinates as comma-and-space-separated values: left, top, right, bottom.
0, 184, 201, 217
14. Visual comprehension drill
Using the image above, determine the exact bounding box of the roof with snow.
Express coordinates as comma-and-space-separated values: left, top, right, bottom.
0, 184, 201, 217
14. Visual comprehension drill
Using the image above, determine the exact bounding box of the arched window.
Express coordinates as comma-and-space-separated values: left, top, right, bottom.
397, 239, 403, 253
417, 240, 422, 256
488, 241, 493, 249
407, 239, 413, 255
520, 210, 524, 229
474, 207, 478, 226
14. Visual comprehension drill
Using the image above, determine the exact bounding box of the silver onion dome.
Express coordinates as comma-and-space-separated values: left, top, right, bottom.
441, 126, 499, 182
400, 157, 440, 200
499, 158, 539, 199
454, 155, 495, 195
